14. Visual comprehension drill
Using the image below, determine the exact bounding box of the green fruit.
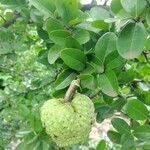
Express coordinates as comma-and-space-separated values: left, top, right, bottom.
41, 93, 95, 147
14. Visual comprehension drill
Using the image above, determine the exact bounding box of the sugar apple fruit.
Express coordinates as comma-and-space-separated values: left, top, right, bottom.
41, 93, 95, 147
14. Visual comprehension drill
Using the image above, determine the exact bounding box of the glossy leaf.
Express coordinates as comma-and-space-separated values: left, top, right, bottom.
104, 51, 125, 70
121, 133, 135, 150
0, 29, 14, 55
73, 29, 90, 44
89, 55, 104, 74
95, 32, 117, 62
98, 70, 118, 97
91, 20, 109, 30
49, 30, 71, 45
96, 140, 106, 150
111, 98, 126, 110
111, 118, 130, 134
55, 0, 78, 23
111, 0, 123, 14
44, 18, 63, 35
145, 37, 150, 50
146, 9, 150, 27
61, 48, 86, 71
55, 70, 77, 90
96, 106, 112, 122
133, 125, 150, 141
117, 23, 147, 59
123, 99, 149, 120
29, 0, 55, 17
90, 7, 110, 20
121, 0, 147, 17
48, 45, 62, 64
65, 37, 81, 49
107, 130, 121, 144
79, 74, 95, 89
0, 0, 26, 6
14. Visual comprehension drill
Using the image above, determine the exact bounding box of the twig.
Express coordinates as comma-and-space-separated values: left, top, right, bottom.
89, 90, 101, 99
64, 79, 80, 103
142, 51, 149, 62
0, 14, 6, 22
103, 0, 109, 6
0, 12, 21, 28
81, 0, 96, 11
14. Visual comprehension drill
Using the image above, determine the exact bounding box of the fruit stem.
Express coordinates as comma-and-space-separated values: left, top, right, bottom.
64, 79, 80, 103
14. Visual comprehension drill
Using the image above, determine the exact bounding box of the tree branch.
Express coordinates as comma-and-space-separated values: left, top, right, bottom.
0, 12, 21, 28
64, 79, 80, 103
81, 0, 96, 11
142, 51, 149, 62
89, 90, 101, 99
104, 0, 109, 6
0, 15, 6, 22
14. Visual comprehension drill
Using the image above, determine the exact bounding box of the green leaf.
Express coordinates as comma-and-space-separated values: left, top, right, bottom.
90, 7, 110, 20
121, 133, 135, 150
52, 89, 66, 98
65, 37, 81, 49
61, 48, 86, 71
16, 130, 32, 138
102, 94, 113, 104
41, 141, 49, 150
111, 98, 126, 110
29, 0, 56, 17
43, 18, 63, 35
107, 130, 121, 144
111, 118, 130, 134
91, 20, 109, 30
95, 32, 117, 62
0, 29, 15, 55
30, 8, 43, 25
146, 9, 150, 27
123, 99, 149, 120
145, 37, 150, 50
55, 0, 78, 23
96, 106, 112, 122
104, 51, 125, 70
118, 69, 135, 84
37, 50, 49, 65
96, 140, 106, 150
77, 22, 100, 33
55, 70, 77, 90
49, 30, 71, 45
0, 0, 26, 6
98, 70, 118, 97
79, 74, 95, 89
37, 27, 49, 40
88, 55, 104, 74
48, 45, 62, 64
81, 63, 95, 74
73, 29, 90, 44
111, 0, 123, 14
117, 23, 147, 59
133, 125, 150, 141
121, 0, 147, 17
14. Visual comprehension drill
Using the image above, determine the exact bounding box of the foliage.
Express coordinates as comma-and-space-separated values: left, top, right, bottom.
0, 0, 150, 149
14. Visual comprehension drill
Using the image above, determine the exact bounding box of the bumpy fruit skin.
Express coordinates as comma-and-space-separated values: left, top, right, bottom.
41, 93, 95, 147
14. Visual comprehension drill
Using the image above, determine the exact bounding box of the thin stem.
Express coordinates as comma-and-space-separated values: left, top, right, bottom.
0, 12, 21, 28
0, 15, 6, 22
64, 79, 80, 103
89, 90, 101, 99
103, 0, 108, 6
